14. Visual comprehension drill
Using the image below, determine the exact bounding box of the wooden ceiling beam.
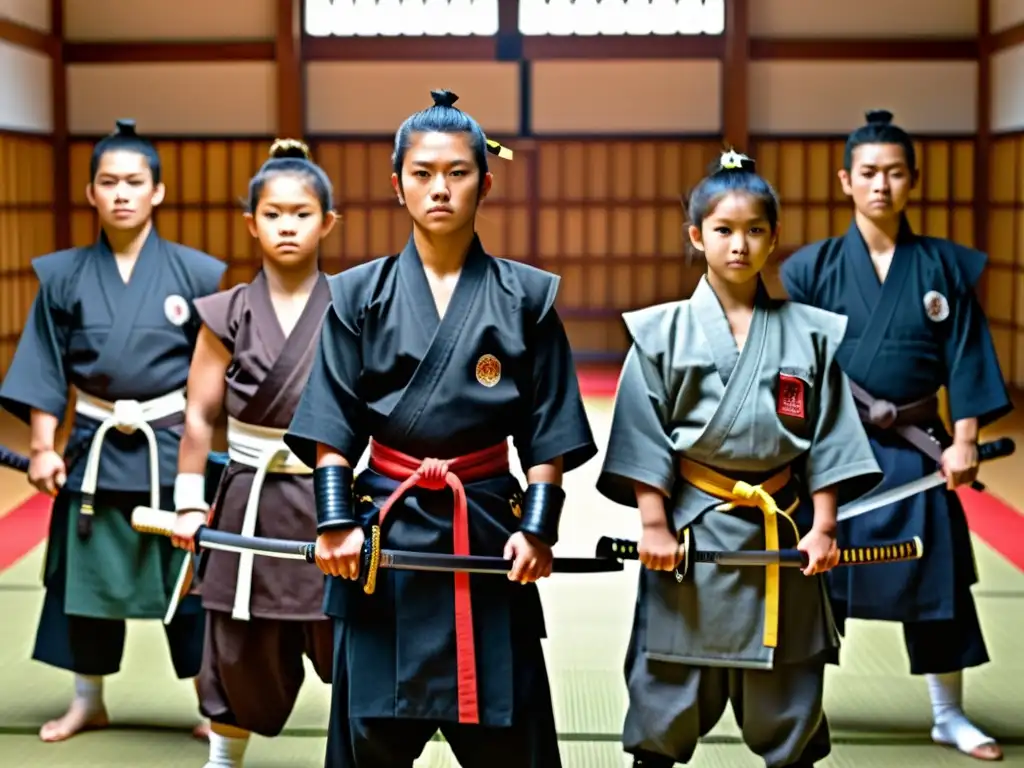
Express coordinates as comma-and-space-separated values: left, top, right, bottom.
62, 41, 275, 64
55, 35, 979, 64
0, 17, 56, 55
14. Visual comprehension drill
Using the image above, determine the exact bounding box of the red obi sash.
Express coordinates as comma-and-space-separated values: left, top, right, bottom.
368, 438, 510, 725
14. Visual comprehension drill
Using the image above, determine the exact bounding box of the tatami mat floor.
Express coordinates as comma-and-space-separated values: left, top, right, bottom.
1, 397, 1022, 766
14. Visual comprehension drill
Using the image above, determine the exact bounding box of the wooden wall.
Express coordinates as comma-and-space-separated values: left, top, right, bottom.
0, 133, 54, 373
7, 0, 1024, 383
986, 133, 1023, 387
986, 0, 1024, 387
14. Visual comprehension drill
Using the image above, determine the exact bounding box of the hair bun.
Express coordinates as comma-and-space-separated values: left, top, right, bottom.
430, 89, 459, 108
865, 109, 894, 126
114, 119, 137, 137
717, 149, 756, 173
268, 138, 312, 161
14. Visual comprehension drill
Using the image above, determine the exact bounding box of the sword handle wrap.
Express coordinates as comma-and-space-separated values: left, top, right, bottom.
0, 446, 30, 473
978, 437, 1015, 462
132, 506, 177, 536
519, 482, 565, 546
838, 536, 923, 565
315, 464, 358, 534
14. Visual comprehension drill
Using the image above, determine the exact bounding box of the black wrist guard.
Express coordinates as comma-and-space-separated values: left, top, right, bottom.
314, 464, 358, 534
519, 482, 565, 546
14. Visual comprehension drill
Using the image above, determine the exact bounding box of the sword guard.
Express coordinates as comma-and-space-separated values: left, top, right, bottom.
592, 530, 695, 581
673, 528, 694, 583
359, 525, 382, 595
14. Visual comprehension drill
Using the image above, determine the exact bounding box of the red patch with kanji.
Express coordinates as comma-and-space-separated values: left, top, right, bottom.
777, 373, 805, 419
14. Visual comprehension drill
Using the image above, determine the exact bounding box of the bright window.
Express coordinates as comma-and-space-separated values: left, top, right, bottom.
304, 0, 500, 37
518, 0, 725, 36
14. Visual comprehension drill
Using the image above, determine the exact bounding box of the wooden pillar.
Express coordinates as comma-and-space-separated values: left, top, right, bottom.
976, 0, 991, 258
276, 0, 304, 139
51, 0, 70, 250
722, 0, 749, 152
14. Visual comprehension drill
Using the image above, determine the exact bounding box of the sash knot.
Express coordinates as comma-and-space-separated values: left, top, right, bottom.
112, 399, 145, 434
413, 458, 453, 491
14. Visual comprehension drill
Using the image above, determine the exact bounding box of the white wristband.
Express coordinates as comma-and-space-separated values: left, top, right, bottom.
174, 473, 210, 513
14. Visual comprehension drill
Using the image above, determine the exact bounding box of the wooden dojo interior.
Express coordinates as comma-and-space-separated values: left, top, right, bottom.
1, 0, 1024, 765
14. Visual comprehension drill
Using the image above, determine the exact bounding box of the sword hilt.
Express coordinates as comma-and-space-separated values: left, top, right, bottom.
594, 532, 924, 575
836, 536, 923, 565
978, 437, 1015, 462
132, 506, 177, 536
966, 437, 1013, 491
0, 445, 30, 473
131, 505, 317, 564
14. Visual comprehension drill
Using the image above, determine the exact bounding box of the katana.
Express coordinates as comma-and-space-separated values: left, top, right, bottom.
836, 437, 1015, 522
596, 529, 924, 582
0, 446, 29, 473
131, 507, 625, 595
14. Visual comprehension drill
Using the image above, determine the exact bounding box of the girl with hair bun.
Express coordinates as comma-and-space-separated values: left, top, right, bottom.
283, 89, 597, 767
0, 118, 226, 744
597, 150, 883, 767
170, 138, 338, 768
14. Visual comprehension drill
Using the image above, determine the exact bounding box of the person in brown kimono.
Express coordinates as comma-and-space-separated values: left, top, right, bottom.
168, 139, 338, 768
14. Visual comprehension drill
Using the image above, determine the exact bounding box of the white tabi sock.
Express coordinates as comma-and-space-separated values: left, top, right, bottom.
926, 671, 995, 753
204, 732, 249, 767
72, 674, 104, 713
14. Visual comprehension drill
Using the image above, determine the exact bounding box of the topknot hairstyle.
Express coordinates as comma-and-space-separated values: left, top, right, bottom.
843, 109, 917, 172
245, 138, 334, 214
684, 149, 781, 233
89, 119, 162, 184
391, 89, 513, 190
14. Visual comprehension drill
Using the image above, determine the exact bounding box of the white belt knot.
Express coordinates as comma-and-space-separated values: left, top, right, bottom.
111, 399, 146, 433
74, 386, 187, 539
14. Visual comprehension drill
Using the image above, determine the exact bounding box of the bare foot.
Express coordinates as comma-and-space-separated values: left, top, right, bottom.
39, 699, 110, 743
192, 720, 211, 740
969, 742, 1003, 761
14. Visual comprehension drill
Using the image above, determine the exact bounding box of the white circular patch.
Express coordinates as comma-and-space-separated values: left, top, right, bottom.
164, 294, 190, 326
923, 290, 949, 323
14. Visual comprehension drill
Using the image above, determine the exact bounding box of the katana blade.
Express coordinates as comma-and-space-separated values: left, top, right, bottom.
377, 548, 623, 575
837, 472, 944, 522
836, 437, 1015, 522
132, 507, 625, 575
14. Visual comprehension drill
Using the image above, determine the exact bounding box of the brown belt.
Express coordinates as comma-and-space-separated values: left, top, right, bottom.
848, 381, 985, 491
847, 380, 944, 463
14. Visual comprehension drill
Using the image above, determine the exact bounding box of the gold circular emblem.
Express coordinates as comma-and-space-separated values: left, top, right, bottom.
475, 354, 501, 387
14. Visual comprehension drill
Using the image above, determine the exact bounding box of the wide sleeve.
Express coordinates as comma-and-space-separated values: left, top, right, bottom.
804, 322, 883, 505
778, 243, 821, 305
183, 248, 228, 298
0, 277, 70, 425
594, 345, 676, 509
942, 265, 1012, 427
512, 299, 597, 474
283, 282, 368, 469
193, 286, 243, 355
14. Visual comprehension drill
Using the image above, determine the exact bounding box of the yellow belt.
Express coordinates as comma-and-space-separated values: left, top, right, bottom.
678, 458, 800, 648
